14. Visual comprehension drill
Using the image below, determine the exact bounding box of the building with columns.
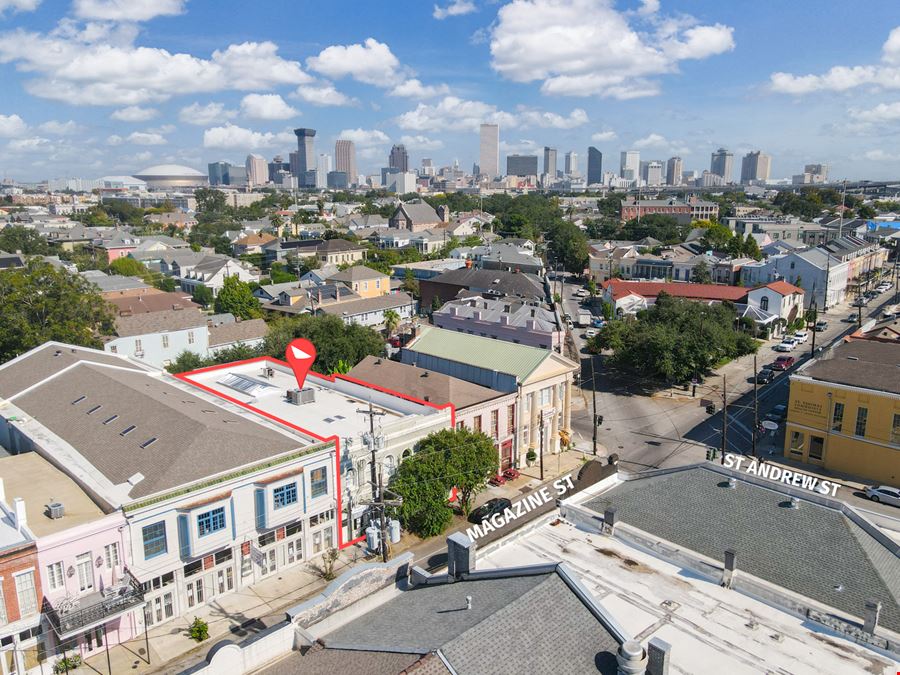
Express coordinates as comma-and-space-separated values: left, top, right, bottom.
400, 326, 578, 463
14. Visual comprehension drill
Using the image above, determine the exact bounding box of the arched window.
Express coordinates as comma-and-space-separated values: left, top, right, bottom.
401, 449, 412, 459
385, 455, 395, 477
760, 296, 769, 311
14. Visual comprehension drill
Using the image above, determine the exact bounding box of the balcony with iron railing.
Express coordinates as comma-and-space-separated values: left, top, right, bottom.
45, 572, 145, 639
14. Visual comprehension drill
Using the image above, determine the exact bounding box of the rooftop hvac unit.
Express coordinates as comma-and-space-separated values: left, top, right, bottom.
287, 387, 316, 405
47, 502, 65, 519
262, 366, 274, 379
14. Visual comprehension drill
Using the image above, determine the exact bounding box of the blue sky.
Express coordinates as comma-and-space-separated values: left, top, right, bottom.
0, 0, 899, 182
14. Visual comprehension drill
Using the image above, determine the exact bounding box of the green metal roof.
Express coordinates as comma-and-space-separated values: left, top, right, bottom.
407, 326, 552, 382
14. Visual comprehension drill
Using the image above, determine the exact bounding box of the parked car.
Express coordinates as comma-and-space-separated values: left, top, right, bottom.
573, 288, 590, 298
502, 467, 521, 482
876, 283, 891, 292
773, 339, 796, 352
852, 297, 869, 307
488, 473, 507, 487
864, 485, 900, 507
771, 355, 795, 370
764, 404, 787, 423
584, 329, 598, 339
814, 321, 828, 332
843, 314, 859, 323
790, 330, 809, 344
755, 368, 775, 384
469, 497, 513, 524
592, 318, 606, 328
884, 310, 897, 320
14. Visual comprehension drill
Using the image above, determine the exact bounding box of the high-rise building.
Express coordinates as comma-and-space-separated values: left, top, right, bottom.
543, 147, 558, 177
421, 158, 435, 177
710, 147, 733, 183
389, 144, 409, 173
479, 124, 500, 177
267, 155, 290, 183
507, 154, 539, 177
228, 165, 248, 188
327, 171, 348, 190
564, 151, 578, 176
208, 161, 230, 186
245, 153, 268, 188
316, 154, 331, 189
666, 157, 683, 186
293, 128, 316, 186
334, 140, 357, 187
740, 151, 772, 184
641, 160, 663, 186
620, 151, 640, 181
804, 163, 828, 179
586, 147, 603, 185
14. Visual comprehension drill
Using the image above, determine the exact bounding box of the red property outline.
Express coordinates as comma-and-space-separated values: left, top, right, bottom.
174, 356, 455, 549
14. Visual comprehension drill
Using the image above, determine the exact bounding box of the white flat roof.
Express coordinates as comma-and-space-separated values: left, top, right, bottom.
181, 359, 433, 440
479, 520, 897, 674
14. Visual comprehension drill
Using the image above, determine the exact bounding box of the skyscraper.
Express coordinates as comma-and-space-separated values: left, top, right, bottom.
507, 154, 539, 176
710, 148, 734, 183
316, 154, 331, 189
479, 123, 500, 177
334, 140, 357, 187
740, 151, 772, 184
620, 150, 640, 181
641, 160, 663, 186
587, 147, 603, 185
245, 153, 268, 188
564, 151, 578, 176
208, 161, 230, 186
389, 144, 409, 172
665, 157, 683, 186
293, 128, 316, 186
543, 147, 558, 177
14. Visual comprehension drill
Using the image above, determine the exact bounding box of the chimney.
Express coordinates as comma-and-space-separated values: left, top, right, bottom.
722, 549, 737, 588
465, 258, 473, 269
499, 315, 509, 325
13, 497, 26, 532
616, 641, 647, 675
446, 531, 475, 581
317, 289, 323, 305
864, 598, 882, 634
336, 285, 341, 300
603, 507, 617, 536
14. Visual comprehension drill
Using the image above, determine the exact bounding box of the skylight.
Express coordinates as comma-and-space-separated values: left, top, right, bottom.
71, 396, 86, 405
120, 425, 136, 436
102, 415, 119, 425
217, 372, 278, 396
87, 405, 102, 415
139, 437, 157, 449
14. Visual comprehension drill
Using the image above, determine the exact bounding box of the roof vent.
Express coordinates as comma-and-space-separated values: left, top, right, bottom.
846, 356, 859, 361
465, 595, 472, 610
790, 496, 800, 509
47, 502, 65, 519
727, 477, 737, 489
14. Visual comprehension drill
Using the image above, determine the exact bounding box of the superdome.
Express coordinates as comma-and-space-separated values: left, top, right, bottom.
133, 164, 208, 190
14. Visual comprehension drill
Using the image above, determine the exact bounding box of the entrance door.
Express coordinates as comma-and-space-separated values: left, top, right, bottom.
260, 549, 277, 576
83, 627, 103, 655
500, 440, 514, 470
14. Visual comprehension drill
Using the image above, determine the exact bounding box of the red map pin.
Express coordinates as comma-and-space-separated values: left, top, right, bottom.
285, 338, 317, 389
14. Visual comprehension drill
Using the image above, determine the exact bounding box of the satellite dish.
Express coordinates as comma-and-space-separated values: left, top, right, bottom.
761, 420, 779, 431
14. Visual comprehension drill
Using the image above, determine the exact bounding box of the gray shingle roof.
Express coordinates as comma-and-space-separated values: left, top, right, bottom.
113, 308, 208, 337
428, 268, 545, 300
257, 645, 424, 675
397, 202, 441, 225
583, 466, 900, 633
329, 265, 386, 283
800, 340, 900, 395
13, 362, 301, 500
208, 318, 267, 347
318, 292, 414, 317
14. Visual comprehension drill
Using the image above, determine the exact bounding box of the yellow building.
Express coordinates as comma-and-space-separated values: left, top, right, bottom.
330, 265, 390, 299
784, 340, 900, 484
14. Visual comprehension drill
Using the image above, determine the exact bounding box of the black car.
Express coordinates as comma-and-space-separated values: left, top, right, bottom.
764, 404, 787, 423
755, 368, 775, 384
469, 497, 512, 524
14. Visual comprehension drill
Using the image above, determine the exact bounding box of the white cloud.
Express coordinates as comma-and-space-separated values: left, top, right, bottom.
591, 130, 617, 142
307, 38, 402, 86
389, 78, 450, 99
864, 149, 900, 161
292, 82, 357, 106
111, 105, 158, 122
202, 123, 294, 149
850, 101, 900, 124
179, 102, 237, 126
433, 0, 476, 20
637, 0, 659, 15
489, 0, 734, 99
106, 134, 123, 145
38, 120, 81, 135
517, 107, 588, 129
0, 0, 40, 13
7, 136, 49, 151
0, 28, 313, 106
73, 0, 185, 21
771, 27, 900, 94
0, 113, 27, 137
631, 133, 689, 155
337, 128, 390, 148
127, 131, 166, 145
399, 134, 444, 151
240, 93, 298, 120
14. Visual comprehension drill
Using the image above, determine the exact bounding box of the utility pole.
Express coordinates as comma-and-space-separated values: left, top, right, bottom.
539, 413, 545, 481
752, 355, 758, 458
720, 374, 727, 464
359, 466, 402, 563
357, 401, 386, 500
590, 356, 598, 456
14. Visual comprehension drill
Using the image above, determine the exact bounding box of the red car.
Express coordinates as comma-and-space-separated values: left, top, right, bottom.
502, 468, 521, 481
771, 355, 795, 371
488, 474, 507, 487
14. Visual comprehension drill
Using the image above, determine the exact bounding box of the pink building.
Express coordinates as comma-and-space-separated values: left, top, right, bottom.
433, 296, 564, 351
0, 453, 143, 664
91, 232, 139, 263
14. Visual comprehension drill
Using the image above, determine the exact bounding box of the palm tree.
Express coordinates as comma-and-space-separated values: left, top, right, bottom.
383, 309, 400, 336
331, 359, 351, 375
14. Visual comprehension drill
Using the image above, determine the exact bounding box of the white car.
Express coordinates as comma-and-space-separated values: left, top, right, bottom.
573, 289, 590, 298
790, 330, 809, 344
773, 339, 796, 352
584, 329, 598, 339
865, 485, 900, 507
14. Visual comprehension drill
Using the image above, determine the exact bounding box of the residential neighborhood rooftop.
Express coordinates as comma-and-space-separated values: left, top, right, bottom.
111, 307, 209, 338
799, 339, 900, 395
207, 318, 268, 348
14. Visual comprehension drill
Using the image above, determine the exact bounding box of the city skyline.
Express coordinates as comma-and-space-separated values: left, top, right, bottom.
0, 1, 898, 181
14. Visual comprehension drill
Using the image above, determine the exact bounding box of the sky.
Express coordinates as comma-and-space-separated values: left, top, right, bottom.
0, 0, 899, 182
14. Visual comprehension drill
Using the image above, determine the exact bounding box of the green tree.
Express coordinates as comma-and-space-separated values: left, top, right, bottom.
743, 233, 762, 261
547, 220, 589, 274
691, 259, 712, 284
391, 450, 454, 538
383, 309, 400, 335
109, 257, 148, 278
586, 279, 598, 296
263, 314, 384, 374
698, 222, 733, 251
401, 268, 419, 298
857, 204, 876, 219
269, 263, 296, 284
191, 284, 214, 307
330, 359, 352, 375
154, 276, 177, 292
167, 351, 209, 374
214, 275, 261, 319
0, 226, 50, 255
431, 294, 442, 311
0, 261, 115, 362
441, 429, 498, 515
194, 188, 228, 213
622, 214, 686, 244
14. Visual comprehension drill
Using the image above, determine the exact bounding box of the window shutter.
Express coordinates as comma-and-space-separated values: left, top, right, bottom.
255, 488, 266, 530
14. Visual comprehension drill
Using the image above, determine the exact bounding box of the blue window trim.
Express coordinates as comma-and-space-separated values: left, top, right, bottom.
310, 467, 328, 499
142, 521, 167, 560
273, 482, 298, 510
197, 507, 226, 537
